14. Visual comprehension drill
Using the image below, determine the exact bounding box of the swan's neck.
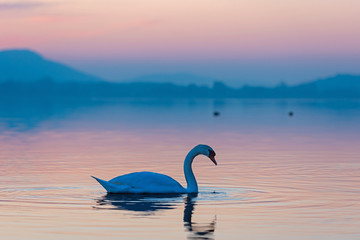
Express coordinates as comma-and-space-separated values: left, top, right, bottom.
184, 149, 200, 193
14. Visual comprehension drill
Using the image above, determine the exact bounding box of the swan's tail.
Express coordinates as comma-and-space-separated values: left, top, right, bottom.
91, 176, 113, 192
91, 176, 132, 193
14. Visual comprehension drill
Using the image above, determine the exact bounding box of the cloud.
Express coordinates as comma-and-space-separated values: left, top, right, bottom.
0, 1, 47, 10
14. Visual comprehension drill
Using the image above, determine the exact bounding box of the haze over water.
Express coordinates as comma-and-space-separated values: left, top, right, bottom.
0, 99, 359, 239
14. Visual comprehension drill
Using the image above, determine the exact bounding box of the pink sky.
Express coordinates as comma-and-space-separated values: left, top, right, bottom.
1, 0, 360, 85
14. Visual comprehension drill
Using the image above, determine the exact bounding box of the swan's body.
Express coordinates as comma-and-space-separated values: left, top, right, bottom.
92, 172, 186, 194
92, 144, 217, 194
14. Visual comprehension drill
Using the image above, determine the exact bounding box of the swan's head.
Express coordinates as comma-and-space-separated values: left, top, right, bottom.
194, 144, 217, 166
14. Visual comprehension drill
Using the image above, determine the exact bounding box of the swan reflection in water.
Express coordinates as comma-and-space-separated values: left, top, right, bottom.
184, 194, 216, 240
95, 193, 181, 213
95, 193, 216, 239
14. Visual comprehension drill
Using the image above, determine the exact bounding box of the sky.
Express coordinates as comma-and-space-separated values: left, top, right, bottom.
1, 0, 360, 86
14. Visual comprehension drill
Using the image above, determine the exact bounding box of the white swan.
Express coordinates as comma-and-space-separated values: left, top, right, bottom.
92, 144, 217, 194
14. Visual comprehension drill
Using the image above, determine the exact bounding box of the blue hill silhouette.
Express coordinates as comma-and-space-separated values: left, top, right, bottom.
0, 49, 359, 98
295, 74, 360, 94
0, 49, 102, 83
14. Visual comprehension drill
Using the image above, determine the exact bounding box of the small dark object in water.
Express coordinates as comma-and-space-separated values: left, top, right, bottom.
213, 111, 220, 117
288, 111, 294, 117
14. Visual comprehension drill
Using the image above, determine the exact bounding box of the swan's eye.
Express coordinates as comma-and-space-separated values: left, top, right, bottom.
208, 150, 215, 157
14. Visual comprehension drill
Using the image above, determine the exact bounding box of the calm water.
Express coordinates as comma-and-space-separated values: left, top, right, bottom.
0, 98, 359, 239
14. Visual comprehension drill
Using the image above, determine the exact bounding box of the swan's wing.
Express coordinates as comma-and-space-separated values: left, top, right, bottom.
109, 172, 186, 193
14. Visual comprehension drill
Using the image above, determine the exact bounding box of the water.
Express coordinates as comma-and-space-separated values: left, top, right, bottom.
0, 98, 359, 239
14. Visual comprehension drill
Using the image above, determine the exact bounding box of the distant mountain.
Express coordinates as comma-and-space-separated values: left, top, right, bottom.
290, 74, 360, 98
128, 73, 218, 86
0, 49, 103, 82
0, 49, 359, 98
298, 74, 360, 91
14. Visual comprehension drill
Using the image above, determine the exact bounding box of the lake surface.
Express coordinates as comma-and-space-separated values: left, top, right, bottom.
1, 98, 359, 240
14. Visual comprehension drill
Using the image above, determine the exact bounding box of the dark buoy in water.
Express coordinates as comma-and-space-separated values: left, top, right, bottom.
288, 111, 294, 117
213, 111, 220, 117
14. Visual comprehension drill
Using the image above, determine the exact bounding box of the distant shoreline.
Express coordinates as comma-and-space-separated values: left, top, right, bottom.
1, 75, 360, 99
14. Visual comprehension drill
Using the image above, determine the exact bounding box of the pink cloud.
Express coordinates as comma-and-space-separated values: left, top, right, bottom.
0, 1, 46, 10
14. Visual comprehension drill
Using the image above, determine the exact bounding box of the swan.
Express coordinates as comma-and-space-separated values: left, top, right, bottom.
92, 144, 217, 194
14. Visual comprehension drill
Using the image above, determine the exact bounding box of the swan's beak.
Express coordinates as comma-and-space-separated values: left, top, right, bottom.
210, 155, 217, 166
